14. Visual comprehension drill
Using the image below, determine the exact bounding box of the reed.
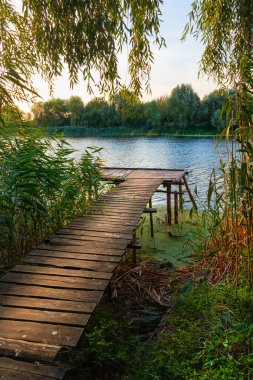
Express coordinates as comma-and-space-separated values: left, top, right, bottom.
199, 130, 253, 286
0, 129, 104, 270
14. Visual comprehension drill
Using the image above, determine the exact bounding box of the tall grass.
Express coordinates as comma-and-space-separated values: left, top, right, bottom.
0, 129, 103, 270
199, 131, 253, 286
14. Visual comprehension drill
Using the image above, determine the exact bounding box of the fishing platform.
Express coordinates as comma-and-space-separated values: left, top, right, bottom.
0, 168, 195, 379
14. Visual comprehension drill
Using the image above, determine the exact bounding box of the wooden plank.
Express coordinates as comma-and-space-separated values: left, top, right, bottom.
87, 209, 143, 216
38, 244, 123, 257
0, 338, 61, 363
0, 357, 66, 379
126, 169, 185, 179
92, 200, 147, 208
101, 169, 132, 178
97, 197, 147, 204
56, 229, 133, 240
88, 207, 144, 214
12, 265, 112, 280
0, 283, 103, 303
69, 219, 137, 227
73, 215, 140, 223
47, 237, 124, 248
49, 236, 128, 249
0, 295, 96, 314
0, 272, 109, 291
0, 368, 59, 380
0, 320, 83, 346
23, 256, 117, 272
0, 306, 90, 327
29, 249, 121, 263
65, 223, 135, 234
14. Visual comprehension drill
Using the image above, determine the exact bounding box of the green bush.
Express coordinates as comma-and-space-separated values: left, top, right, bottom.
66, 308, 140, 380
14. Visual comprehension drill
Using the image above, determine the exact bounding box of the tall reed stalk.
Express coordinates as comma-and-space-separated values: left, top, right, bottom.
200, 129, 253, 286
0, 129, 104, 270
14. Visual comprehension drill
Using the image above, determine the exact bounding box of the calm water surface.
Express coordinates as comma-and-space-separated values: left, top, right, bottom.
65, 136, 227, 205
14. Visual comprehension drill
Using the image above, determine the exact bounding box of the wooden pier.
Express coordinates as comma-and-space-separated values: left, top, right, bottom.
0, 168, 194, 379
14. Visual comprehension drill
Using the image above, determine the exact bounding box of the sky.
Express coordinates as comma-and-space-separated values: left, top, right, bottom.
19, 1, 217, 112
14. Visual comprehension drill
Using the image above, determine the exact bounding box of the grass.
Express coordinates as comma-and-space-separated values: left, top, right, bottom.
135, 282, 253, 380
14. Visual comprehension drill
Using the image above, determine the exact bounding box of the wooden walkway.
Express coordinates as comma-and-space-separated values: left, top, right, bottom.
0, 168, 188, 379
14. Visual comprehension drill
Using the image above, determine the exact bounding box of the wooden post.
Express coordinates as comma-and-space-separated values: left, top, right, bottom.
179, 182, 183, 204
183, 175, 197, 209
132, 232, 137, 263
174, 192, 179, 224
166, 184, 172, 225
149, 198, 154, 238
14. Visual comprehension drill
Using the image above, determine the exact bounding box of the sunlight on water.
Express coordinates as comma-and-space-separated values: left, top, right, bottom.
65, 136, 228, 206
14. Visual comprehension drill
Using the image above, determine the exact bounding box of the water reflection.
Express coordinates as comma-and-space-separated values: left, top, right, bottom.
65, 136, 228, 205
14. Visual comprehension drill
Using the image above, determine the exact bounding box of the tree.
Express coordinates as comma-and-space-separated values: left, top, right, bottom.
82, 98, 116, 128
142, 101, 161, 128
163, 84, 200, 131
66, 96, 85, 126
0, 0, 164, 112
199, 89, 236, 131
183, 0, 253, 137
31, 102, 46, 126
31, 99, 68, 126
111, 86, 141, 126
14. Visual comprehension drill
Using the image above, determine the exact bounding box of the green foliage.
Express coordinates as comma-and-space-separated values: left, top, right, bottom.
162, 84, 200, 131
198, 89, 236, 131
66, 308, 139, 380
135, 283, 253, 379
65, 96, 85, 126
1, 0, 164, 110
183, 0, 253, 91
0, 129, 103, 269
30, 85, 236, 135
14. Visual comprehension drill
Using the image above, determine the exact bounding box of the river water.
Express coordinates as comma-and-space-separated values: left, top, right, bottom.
65, 136, 228, 206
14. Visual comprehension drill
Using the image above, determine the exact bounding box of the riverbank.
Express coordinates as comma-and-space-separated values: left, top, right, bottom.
47, 125, 218, 138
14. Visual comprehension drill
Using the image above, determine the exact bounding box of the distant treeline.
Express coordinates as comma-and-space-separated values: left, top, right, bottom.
12, 84, 237, 136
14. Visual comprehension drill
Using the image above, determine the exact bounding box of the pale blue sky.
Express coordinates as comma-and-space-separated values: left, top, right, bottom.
20, 1, 217, 111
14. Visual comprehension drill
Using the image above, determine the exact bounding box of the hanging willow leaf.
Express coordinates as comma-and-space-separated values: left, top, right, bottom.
0, 0, 164, 110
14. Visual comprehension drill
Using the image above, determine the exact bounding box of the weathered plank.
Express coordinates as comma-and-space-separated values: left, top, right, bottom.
0, 283, 103, 303
0, 306, 90, 327
48, 236, 127, 250
29, 249, 121, 263
11, 265, 112, 280
0, 369, 58, 380
39, 243, 123, 256
0, 295, 96, 314
0, 320, 83, 346
73, 215, 140, 223
0, 272, 109, 291
56, 229, 133, 240
23, 255, 117, 272
64, 223, 135, 234
0, 357, 66, 379
0, 338, 61, 363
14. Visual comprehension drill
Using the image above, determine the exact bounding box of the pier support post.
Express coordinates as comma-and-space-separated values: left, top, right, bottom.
166, 184, 172, 225
149, 198, 154, 238
183, 176, 197, 209
174, 192, 179, 224
179, 182, 183, 205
